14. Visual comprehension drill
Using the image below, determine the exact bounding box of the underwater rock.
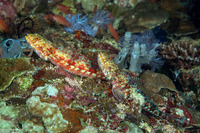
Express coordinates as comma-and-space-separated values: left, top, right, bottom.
141, 70, 177, 93
0, 101, 27, 132
79, 0, 106, 12
123, 1, 168, 32
27, 96, 69, 132
161, 17, 198, 37
177, 65, 200, 90
158, 0, 198, 36
22, 119, 45, 133
141, 70, 177, 106
114, 0, 143, 8
27, 84, 87, 132
173, 20, 198, 36
0, 58, 35, 91
159, 0, 185, 14
79, 126, 98, 133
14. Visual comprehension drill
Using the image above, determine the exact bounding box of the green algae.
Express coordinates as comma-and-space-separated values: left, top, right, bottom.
0, 58, 35, 91
16, 74, 34, 90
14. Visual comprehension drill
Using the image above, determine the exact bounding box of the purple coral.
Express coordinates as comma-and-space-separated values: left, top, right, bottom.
64, 10, 113, 36
90, 10, 113, 33
115, 30, 164, 73
64, 13, 96, 36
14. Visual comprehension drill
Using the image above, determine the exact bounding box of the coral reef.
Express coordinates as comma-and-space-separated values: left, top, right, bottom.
90, 10, 113, 33
14, 0, 26, 13
64, 10, 113, 37
159, 41, 200, 69
17, 17, 35, 38
0, 101, 26, 132
23, 119, 45, 133
115, 30, 164, 73
0, 57, 35, 91
0, 0, 17, 20
27, 96, 69, 132
141, 71, 195, 127
78, 0, 106, 12
178, 65, 200, 88
0, 0, 200, 132
114, 0, 143, 7
65, 13, 96, 36
16, 74, 34, 90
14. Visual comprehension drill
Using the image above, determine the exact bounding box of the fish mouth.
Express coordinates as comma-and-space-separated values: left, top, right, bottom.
25, 34, 31, 43
25, 34, 35, 44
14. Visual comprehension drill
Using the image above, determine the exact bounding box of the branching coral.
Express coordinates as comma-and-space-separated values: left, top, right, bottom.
159, 41, 200, 69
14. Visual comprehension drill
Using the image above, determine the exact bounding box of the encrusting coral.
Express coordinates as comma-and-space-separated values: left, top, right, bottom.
0, 57, 35, 91
159, 41, 200, 69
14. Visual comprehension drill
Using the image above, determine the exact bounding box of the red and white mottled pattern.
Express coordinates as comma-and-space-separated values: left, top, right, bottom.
97, 52, 174, 119
98, 52, 145, 114
25, 33, 105, 79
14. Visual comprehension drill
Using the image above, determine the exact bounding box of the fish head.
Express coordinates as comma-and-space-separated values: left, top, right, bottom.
25, 33, 44, 46
25, 33, 50, 60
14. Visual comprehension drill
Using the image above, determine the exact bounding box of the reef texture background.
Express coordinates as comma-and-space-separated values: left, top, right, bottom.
0, 0, 200, 133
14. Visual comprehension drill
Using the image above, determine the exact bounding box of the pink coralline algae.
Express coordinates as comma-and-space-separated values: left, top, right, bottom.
61, 85, 77, 102
48, 85, 78, 108
0, 0, 17, 20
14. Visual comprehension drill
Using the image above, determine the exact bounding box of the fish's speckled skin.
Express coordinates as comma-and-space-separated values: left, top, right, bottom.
98, 52, 132, 100
98, 52, 165, 118
25, 33, 105, 79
